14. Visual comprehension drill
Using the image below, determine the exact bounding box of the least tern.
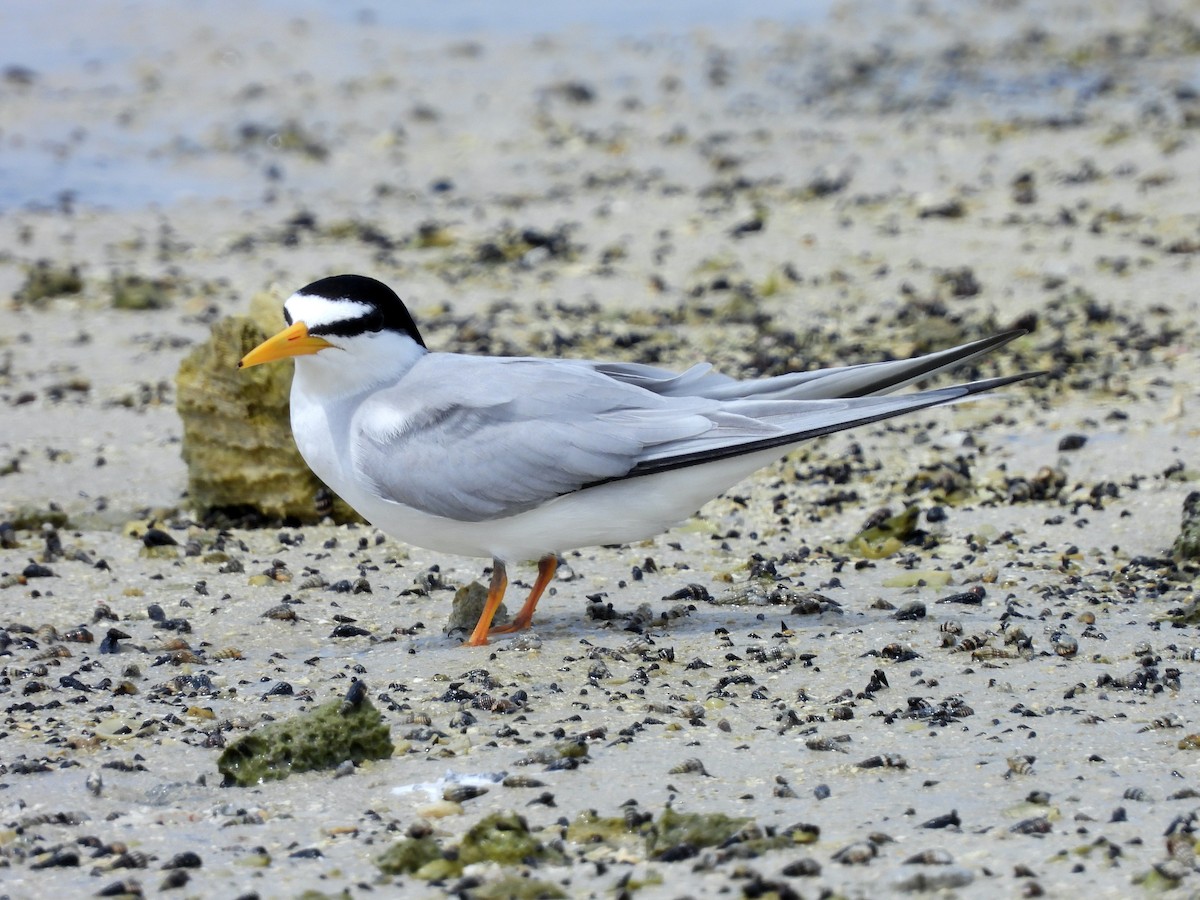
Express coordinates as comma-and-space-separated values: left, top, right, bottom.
240, 274, 1034, 646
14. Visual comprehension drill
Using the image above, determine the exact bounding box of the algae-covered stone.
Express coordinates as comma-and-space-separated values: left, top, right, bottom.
459, 811, 567, 868
175, 293, 359, 524
414, 857, 461, 880
469, 875, 567, 899
1173, 491, 1200, 561
646, 807, 752, 859
377, 811, 566, 882
5, 505, 70, 531
847, 505, 921, 559
567, 810, 653, 850
109, 272, 173, 310
14, 260, 83, 307
376, 836, 442, 875
568, 807, 780, 861
217, 680, 392, 786
553, 739, 588, 760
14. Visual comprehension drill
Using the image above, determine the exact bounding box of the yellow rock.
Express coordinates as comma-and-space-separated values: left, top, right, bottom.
174, 300, 361, 524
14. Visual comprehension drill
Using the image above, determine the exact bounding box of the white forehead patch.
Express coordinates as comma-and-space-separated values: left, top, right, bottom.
285, 292, 373, 329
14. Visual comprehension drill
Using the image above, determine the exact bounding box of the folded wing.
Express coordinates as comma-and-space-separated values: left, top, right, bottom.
351, 332, 1033, 522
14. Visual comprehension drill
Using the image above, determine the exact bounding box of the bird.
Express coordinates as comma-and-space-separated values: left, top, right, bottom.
239, 274, 1035, 646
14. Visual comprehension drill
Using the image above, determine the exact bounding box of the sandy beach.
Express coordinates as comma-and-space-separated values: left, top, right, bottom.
2, 1, 1199, 897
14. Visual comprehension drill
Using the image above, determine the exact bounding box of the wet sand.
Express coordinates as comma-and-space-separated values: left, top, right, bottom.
2, 1, 1199, 897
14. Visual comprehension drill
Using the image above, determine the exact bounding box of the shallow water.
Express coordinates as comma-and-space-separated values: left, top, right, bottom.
0, 0, 833, 210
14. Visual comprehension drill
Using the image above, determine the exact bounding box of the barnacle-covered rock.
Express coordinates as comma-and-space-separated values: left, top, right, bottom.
175, 292, 359, 524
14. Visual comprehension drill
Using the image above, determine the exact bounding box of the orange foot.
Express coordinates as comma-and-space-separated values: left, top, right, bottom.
466, 554, 558, 646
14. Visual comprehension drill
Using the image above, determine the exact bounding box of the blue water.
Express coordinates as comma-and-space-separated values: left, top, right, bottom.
286, 0, 827, 36
0, 0, 831, 211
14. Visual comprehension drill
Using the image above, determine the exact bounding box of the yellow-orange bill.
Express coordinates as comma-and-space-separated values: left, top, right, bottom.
239, 321, 334, 368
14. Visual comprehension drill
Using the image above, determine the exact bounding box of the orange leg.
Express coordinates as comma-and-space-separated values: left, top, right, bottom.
467, 559, 508, 647
487, 554, 558, 637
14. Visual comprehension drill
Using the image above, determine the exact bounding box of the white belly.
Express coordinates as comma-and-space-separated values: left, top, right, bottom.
344, 447, 779, 561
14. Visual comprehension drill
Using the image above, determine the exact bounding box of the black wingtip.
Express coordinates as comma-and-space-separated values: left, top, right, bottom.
842, 329, 1030, 398
954, 369, 1046, 395
595, 367, 1045, 488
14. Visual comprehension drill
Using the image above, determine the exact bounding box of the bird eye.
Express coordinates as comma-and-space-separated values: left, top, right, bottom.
364, 309, 384, 333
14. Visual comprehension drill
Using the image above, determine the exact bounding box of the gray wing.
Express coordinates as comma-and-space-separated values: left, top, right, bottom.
351, 333, 1033, 522
351, 354, 773, 522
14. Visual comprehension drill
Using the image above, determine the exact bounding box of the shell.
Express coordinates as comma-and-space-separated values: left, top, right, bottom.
1006, 755, 1035, 776
806, 736, 850, 753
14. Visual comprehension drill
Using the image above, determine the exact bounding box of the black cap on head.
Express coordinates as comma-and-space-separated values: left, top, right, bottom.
298, 274, 426, 347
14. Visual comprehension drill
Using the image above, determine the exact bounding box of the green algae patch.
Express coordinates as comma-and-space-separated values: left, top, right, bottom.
217, 681, 392, 786
1133, 866, 1187, 891
377, 811, 565, 881
5, 505, 71, 531
468, 875, 567, 899
646, 808, 754, 859
413, 857, 461, 880
566, 808, 807, 862
376, 836, 442, 876
379, 808, 808, 881
109, 272, 173, 310
784, 822, 821, 845
14, 260, 83, 307
846, 505, 920, 559
567, 810, 653, 849
459, 811, 567, 868
553, 739, 588, 760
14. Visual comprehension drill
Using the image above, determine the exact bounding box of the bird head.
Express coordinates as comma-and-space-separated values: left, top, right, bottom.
239, 274, 427, 391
